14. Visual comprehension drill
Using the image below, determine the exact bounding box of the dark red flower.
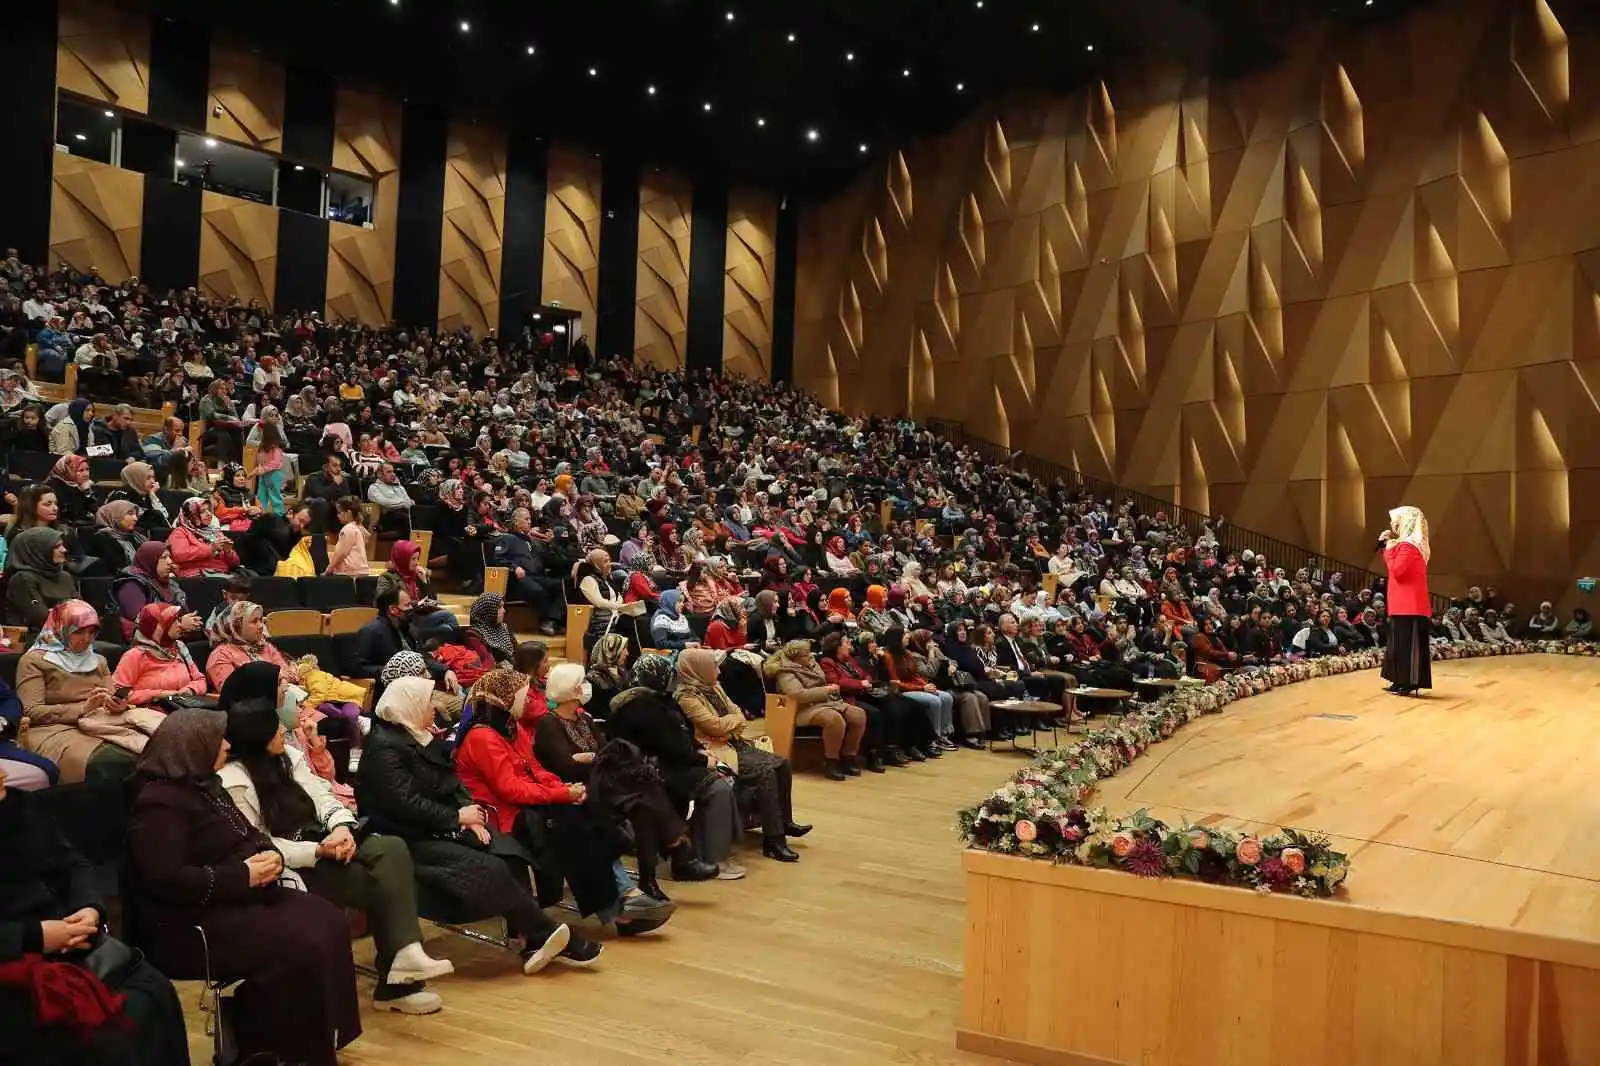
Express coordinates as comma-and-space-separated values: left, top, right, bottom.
1260, 857, 1293, 888
1124, 841, 1167, 878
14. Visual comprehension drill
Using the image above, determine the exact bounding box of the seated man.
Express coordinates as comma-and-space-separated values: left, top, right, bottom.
491, 507, 565, 636
366, 463, 414, 540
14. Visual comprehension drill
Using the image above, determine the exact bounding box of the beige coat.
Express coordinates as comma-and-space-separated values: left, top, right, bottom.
766, 661, 853, 729
17, 651, 113, 783
675, 686, 747, 772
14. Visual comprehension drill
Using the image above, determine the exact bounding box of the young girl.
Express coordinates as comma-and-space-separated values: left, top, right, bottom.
254, 420, 287, 515
325, 494, 371, 576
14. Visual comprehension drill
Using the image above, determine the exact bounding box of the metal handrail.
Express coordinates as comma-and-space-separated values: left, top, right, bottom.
925, 418, 1452, 614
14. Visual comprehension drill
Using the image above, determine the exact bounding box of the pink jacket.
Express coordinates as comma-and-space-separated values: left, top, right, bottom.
167, 526, 240, 578
206, 641, 297, 692
326, 522, 370, 576
111, 648, 208, 706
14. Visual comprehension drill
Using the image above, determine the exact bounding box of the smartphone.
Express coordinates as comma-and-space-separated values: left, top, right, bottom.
113, 685, 132, 701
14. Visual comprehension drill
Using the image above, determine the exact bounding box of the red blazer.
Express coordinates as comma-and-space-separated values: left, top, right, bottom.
703, 618, 747, 650
453, 723, 572, 833
820, 655, 871, 698
1383, 541, 1430, 617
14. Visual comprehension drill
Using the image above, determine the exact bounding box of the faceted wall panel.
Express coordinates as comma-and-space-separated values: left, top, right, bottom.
206, 39, 284, 153
326, 87, 400, 326
542, 145, 603, 339
199, 190, 276, 307
437, 120, 505, 335
635, 170, 692, 370
724, 186, 778, 381
795, 0, 1600, 612
48, 153, 142, 280
57, 0, 149, 114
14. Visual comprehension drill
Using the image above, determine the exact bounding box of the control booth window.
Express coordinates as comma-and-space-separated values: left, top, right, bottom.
175, 131, 276, 204
56, 95, 118, 165
327, 169, 376, 227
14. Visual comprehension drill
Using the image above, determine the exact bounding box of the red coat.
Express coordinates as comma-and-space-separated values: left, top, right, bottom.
453, 722, 572, 833
704, 618, 747, 650
1383, 541, 1430, 617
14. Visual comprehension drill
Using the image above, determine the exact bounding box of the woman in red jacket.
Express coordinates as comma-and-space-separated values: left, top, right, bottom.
1380, 505, 1432, 697
166, 498, 242, 578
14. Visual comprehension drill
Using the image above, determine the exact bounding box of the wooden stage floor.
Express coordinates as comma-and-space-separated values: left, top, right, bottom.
1092, 654, 1600, 943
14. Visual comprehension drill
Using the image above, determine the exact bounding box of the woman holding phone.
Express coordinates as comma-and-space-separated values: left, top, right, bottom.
1379, 505, 1433, 697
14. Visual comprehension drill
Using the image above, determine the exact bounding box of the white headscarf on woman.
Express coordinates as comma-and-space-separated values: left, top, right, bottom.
374, 675, 437, 746
1388, 506, 1431, 564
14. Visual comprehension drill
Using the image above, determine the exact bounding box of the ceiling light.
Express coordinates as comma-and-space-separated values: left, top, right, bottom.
174, 158, 185, 166
204, 137, 217, 147
902, 68, 911, 78
526, 44, 536, 55
703, 101, 713, 112
1085, 43, 1095, 52
588, 66, 598, 77
975, 0, 983, 7
1031, 22, 1041, 32
756, 117, 766, 127
389, 0, 398, 5
806, 128, 820, 142
459, 19, 470, 32
725, 10, 735, 21
103, 110, 114, 118
845, 51, 855, 62
74, 133, 87, 141
786, 32, 796, 42
956, 82, 965, 92
532, 313, 542, 321
553, 323, 568, 334
647, 84, 657, 95
294, 164, 305, 171
858, 143, 869, 154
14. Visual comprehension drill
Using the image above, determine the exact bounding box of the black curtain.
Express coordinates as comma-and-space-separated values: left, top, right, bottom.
275, 210, 329, 315
498, 128, 548, 343
686, 172, 728, 375
147, 16, 208, 130
594, 151, 640, 360
390, 101, 448, 329
139, 180, 202, 294
771, 195, 799, 385
282, 64, 335, 167
0, 0, 58, 265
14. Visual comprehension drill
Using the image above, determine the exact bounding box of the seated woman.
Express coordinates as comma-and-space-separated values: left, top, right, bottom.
5, 528, 79, 632
468, 592, 518, 666
44, 454, 99, 525
881, 627, 959, 752
126, 708, 362, 1066
111, 541, 188, 643
5, 485, 78, 562
210, 463, 261, 534
763, 640, 868, 780
166, 499, 241, 578
205, 601, 301, 691
0, 764, 188, 1066
1190, 617, 1240, 681
908, 628, 990, 748
87, 500, 146, 573
511, 642, 553, 724
362, 675, 600, 971
376, 540, 457, 644
675, 648, 807, 862
531, 665, 718, 900
943, 620, 1024, 740
112, 603, 208, 707
818, 631, 914, 769
702, 597, 767, 717
583, 633, 632, 718
1302, 609, 1343, 658
649, 588, 694, 650
217, 666, 453, 1016
1567, 608, 1594, 641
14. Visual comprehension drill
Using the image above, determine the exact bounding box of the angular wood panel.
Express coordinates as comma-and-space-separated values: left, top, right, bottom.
199, 190, 277, 308
437, 120, 505, 336
57, 0, 149, 114
541, 145, 602, 339
206, 39, 284, 153
326, 87, 400, 326
724, 186, 778, 381
635, 170, 692, 370
49, 153, 142, 282
794, 0, 1600, 613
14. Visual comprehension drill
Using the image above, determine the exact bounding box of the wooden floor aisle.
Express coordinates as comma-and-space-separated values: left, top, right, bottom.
181, 741, 1026, 1065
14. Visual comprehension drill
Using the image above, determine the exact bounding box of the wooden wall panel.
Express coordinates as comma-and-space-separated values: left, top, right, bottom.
437, 120, 505, 335
541, 145, 602, 339
794, 0, 1600, 612
206, 39, 284, 153
326, 87, 400, 326
199, 190, 276, 308
56, 0, 149, 114
635, 170, 692, 370
724, 186, 777, 381
49, 154, 141, 281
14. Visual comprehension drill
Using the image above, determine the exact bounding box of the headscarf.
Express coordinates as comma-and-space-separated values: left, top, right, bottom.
216, 463, 247, 506
380, 650, 430, 687
136, 709, 230, 783
96, 499, 139, 531
133, 602, 186, 662
122, 460, 159, 502
439, 478, 466, 511
28, 600, 102, 674
588, 633, 629, 688
469, 592, 516, 662
11, 528, 76, 605
632, 653, 675, 693
657, 588, 683, 618
50, 454, 91, 488
865, 585, 887, 610
1388, 506, 1431, 563
762, 639, 825, 688
468, 667, 523, 712
712, 597, 742, 627
676, 647, 721, 690
67, 399, 91, 446
545, 661, 586, 704
213, 602, 268, 651
132, 540, 172, 590
374, 675, 436, 746
826, 587, 853, 617
388, 540, 422, 600
178, 498, 222, 543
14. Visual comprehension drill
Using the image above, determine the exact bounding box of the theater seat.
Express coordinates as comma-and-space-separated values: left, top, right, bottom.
178, 578, 226, 621
299, 575, 359, 611
249, 576, 301, 612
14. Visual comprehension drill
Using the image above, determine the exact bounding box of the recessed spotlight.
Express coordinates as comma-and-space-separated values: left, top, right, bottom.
526, 44, 536, 55
73, 132, 87, 141
458, 19, 469, 32
756, 117, 766, 127
806, 128, 820, 142
388, 0, 398, 5
1031, 21, 1041, 32
975, 0, 983, 7
845, 51, 855, 62
858, 143, 868, 154
1085, 43, 1095, 52
553, 323, 568, 334
956, 82, 965, 92
725, 10, 735, 21
786, 31, 796, 42
204, 137, 217, 147
103, 110, 114, 118
647, 84, 657, 95
703, 101, 713, 112
588, 66, 598, 77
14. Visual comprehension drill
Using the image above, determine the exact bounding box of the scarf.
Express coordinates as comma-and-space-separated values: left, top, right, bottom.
10, 528, 79, 611
29, 600, 103, 674
469, 593, 516, 661
213, 601, 268, 652
587, 633, 630, 688
131, 540, 174, 595
379, 650, 430, 688
215, 464, 248, 507
178, 499, 222, 543
133, 602, 187, 663
439, 478, 466, 511
49, 454, 91, 489
388, 540, 422, 601
1388, 505, 1431, 563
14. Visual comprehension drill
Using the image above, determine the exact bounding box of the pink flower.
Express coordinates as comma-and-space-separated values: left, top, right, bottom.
1063, 825, 1084, 842
1188, 829, 1210, 851
1280, 847, 1306, 875
1236, 837, 1263, 865
1015, 819, 1038, 843
1111, 832, 1136, 858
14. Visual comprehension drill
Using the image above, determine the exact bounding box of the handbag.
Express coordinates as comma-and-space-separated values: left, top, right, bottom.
77, 932, 143, 991
153, 692, 220, 712
952, 669, 978, 691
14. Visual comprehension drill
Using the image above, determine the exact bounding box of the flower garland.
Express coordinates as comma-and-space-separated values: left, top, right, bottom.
960, 640, 1576, 897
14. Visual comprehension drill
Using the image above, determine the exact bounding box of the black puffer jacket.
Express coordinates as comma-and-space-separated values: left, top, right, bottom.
354, 718, 467, 841
604, 686, 713, 806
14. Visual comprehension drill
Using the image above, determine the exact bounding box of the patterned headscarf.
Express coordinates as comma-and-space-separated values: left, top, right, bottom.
468, 668, 523, 711
380, 650, 430, 687
632, 653, 675, 693
212, 601, 267, 650
468, 592, 516, 662
178, 498, 222, 543
134, 602, 190, 663
587, 633, 629, 688
50, 454, 91, 488
439, 478, 466, 510
1388, 506, 1431, 564
29, 600, 103, 674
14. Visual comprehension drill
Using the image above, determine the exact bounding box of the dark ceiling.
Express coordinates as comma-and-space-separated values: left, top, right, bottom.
147, 0, 1436, 199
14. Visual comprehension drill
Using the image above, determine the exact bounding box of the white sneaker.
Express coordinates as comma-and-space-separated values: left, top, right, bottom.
387, 942, 455, 985
374, 987, 444, 1015
715, 860, 748, 880
521, 924, 571, 975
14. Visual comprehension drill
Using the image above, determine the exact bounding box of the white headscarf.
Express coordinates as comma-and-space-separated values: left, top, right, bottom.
375, 675, 436, 746
1388, 506, 1431, 564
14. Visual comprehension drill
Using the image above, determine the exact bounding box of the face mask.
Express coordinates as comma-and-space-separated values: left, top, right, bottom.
579, 682, 593, 705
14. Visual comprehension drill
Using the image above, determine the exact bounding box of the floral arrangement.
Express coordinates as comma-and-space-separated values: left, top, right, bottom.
960, 641, 1564, 897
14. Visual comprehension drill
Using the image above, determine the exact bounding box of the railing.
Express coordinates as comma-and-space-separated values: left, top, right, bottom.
925, 419, 1451, 615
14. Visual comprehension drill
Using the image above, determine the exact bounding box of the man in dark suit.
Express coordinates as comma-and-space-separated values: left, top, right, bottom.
492, 507, 564, 635
994, 612, 1070, 705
